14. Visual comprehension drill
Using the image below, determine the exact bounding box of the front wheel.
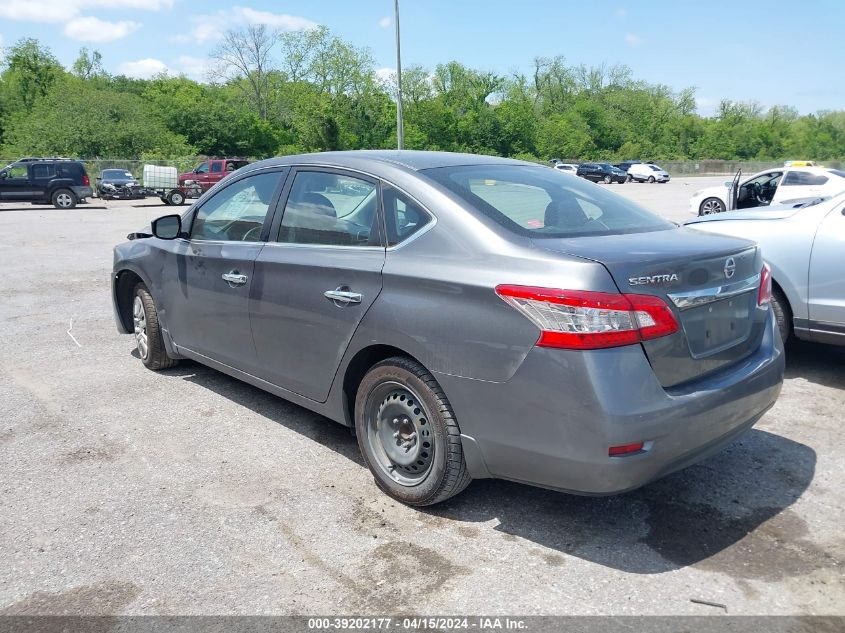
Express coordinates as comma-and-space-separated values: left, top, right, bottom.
699, 197, 725, 215
52, 189, 77, 209
132, 283, 178, 370
647, 176, 656, 183
603, 175, 612, 184
355, 357, 471, 506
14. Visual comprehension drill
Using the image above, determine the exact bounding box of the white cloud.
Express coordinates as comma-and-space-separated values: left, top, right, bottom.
173, 55, 209, 81
0, 0, 172, 23
235, 7, 317, 30
624, 33, 643, 46
375, 67, 394, 85
118, 57, 170, 78
378, 16, 392, 28
64, 16, 141, 42
173, 6, 317, 45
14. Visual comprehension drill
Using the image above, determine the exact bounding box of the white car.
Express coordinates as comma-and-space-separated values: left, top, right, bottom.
553, 162, 579, 175
627, 163, 670, 183
686, 193, 845, 346
689, 166, 845, 216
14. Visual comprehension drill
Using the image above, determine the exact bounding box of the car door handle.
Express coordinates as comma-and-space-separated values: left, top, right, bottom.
222, 272, 248, 286
324, 288, 362, 305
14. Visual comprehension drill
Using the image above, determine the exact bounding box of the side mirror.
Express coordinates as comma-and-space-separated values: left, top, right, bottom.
151, 214, 182, 240
724, 181, 733, 188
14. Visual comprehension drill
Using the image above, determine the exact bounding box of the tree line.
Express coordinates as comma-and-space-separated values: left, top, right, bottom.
1, 29, 843, 162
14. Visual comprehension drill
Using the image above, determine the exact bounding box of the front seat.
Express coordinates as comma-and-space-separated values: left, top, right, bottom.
544, 192, 589, 229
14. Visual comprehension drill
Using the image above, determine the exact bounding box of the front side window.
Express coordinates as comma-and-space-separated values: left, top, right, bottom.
782, 171, 829, 186
277, 171, 379, 247
382, 186, 431, 246
424, 164, 672, 238
194, 162, 209, 174
8, 165, 28, 179
190, 171, 280, 242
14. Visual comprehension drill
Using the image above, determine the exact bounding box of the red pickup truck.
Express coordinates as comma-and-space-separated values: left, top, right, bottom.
178, 158, 249, 196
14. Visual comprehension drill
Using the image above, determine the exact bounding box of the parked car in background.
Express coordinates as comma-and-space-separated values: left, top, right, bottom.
628, 163, 670, 183
615, 160, 643, 172
576, 162, 627, 183
97, 169, 143, 199
178, 158, 249, 197
112, 150, 783, 506
0, 158, 92, 209
553, 162, 579, 175
686, 193, 845, 346
689, 166, 845, 215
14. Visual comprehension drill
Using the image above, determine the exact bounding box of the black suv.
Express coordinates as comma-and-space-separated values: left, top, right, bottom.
576, 162, 627, 184
0, 159, 93, 209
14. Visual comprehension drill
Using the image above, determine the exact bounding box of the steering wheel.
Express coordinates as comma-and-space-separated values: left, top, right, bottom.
242, 226, 263, 242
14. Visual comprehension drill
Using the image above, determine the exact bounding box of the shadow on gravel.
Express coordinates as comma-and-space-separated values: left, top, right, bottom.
161, 359, 365, 466
426, 429, 821, 577
150, 354, 828, 578
784, 339, 845, 390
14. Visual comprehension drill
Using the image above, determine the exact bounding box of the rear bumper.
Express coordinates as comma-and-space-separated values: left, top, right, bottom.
437, 309, 784, 495
72, 186, 94, 199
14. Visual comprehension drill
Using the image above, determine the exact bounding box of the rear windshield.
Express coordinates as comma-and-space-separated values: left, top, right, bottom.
422, 164, 673, 238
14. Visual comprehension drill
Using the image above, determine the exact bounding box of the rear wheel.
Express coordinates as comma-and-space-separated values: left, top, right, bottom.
132, 283, 178, 370
52, 189, 77, 209
699, 197, 725, 215
355, 357, 471, 506
626, 174, 633, 182
771, 287, 791, 344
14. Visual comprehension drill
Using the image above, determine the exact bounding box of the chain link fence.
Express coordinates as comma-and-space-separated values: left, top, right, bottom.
3, 157, 842, 179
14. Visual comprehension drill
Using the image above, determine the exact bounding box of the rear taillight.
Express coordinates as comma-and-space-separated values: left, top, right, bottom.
83, 174, 90, 186
758, 263, 772, 306
495, 285, 679, 350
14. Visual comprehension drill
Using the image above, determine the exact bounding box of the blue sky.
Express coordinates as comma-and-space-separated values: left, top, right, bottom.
0, 0, 842, 116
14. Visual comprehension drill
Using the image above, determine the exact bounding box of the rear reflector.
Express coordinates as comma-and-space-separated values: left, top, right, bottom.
495, 285, 679, 350
609, 442, 644, 456
758, 263, 772, 306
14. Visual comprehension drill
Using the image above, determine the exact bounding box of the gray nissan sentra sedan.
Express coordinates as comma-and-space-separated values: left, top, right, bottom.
111, 151, 784, 506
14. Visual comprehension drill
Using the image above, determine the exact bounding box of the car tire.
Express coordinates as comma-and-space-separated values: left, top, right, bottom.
355, 356, 471, 506
626, 174, 633, 182
132, 283, 178, 371
699, 197, 725, 215
603, 175, 612, 184
771, 287, 791, 344
648, 176, 656, 183
52, 189, 77, 209
166, 189, 186, 206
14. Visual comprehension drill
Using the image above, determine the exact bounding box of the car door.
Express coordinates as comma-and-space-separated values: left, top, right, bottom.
250, 168, 385, 402
191, 161, 211, 190
774, 170, 830, 204
30, 163, 56, 196
157, 168, 287, 372
807, 199, 845, 340
737, 171, 782, 209
0, 164, 35, 201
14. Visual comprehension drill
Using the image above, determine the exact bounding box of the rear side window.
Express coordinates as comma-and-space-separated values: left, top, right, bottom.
32, 164, 55, 179
424, 164, 672, 238
277, 171, 380, 247
382, 186, 431, 246
783, 171, 829, 186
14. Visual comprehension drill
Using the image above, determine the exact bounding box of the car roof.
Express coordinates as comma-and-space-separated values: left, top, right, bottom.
246, 150, 537, 173
748, 166, 839, 178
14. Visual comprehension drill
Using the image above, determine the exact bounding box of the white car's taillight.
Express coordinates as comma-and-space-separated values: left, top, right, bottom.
758, 263, 772, 306
495, 285, 679, 350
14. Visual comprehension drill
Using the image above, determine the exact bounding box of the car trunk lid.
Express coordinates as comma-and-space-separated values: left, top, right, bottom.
532, 228, 768, 387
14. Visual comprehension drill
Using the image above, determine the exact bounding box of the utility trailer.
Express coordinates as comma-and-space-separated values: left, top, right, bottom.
142, 165, 200, 206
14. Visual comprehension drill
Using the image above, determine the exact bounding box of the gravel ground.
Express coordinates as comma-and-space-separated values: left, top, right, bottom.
0, 177, 843, 616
